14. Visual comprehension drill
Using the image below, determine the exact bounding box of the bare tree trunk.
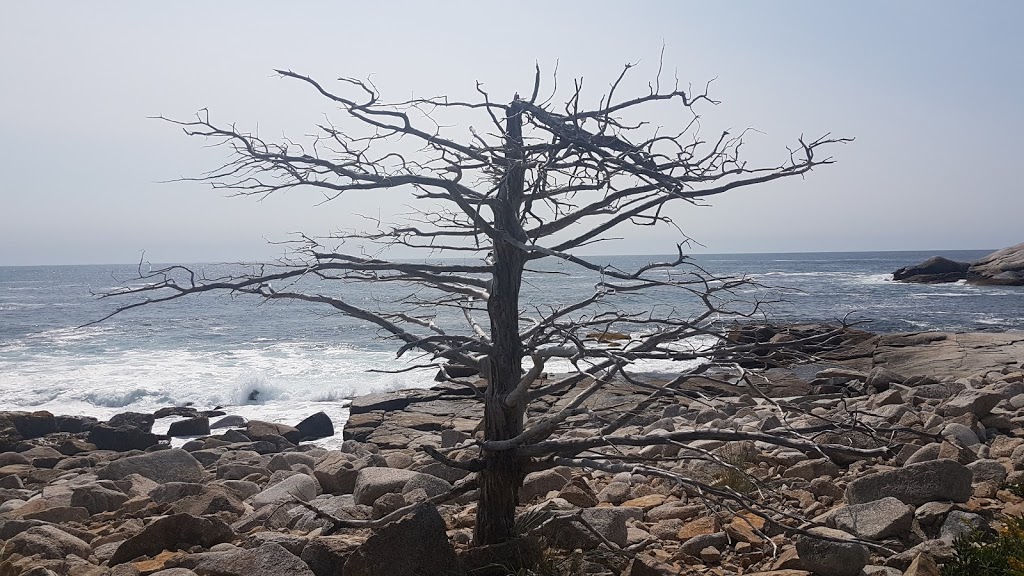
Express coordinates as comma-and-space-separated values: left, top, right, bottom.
475, 100, 528, 546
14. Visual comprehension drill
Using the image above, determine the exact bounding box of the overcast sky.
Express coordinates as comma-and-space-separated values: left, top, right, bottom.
1, 1, 1021, 265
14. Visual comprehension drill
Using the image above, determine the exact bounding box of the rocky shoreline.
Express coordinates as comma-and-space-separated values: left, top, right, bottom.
893, 242, 1024, 285
2, 327, 1024, 575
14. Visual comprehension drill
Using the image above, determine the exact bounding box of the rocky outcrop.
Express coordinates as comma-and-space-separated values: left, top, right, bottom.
893, 256, 971, 283
967, 241, 1024, 285
893, 243, 1024, 285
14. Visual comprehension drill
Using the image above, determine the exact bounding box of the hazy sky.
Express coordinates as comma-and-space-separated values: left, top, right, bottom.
1, 1, 1021, 265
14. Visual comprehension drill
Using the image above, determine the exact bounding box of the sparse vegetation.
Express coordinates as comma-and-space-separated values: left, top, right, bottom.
942, 516, 1024, 576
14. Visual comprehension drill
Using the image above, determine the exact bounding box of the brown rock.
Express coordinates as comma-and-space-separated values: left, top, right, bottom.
677, 516, 720, 540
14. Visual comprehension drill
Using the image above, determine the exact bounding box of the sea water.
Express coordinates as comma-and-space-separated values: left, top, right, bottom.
2, 250, 1020, 436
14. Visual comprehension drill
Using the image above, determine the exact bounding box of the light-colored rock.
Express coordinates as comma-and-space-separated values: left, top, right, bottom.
5, 525, 91, 560
830, 497, 913, 540
250, 473, 319, 508
795, 527, 869, 576
846, 459, 973, 505
352, 467, 420, 506
98, 448, 206, 484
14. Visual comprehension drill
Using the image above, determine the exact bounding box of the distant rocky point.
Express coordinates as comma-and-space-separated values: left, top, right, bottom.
893, 242, 1024, 285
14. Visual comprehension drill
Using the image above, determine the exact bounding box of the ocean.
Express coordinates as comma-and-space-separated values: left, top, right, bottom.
2, 250, 1021, 440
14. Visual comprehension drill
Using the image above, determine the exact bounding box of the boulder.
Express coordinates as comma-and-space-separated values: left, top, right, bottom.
98, 448, 206, 484
70, 483, 130, 515
171, 484, 247, 517
167, 417, 211, 437
939, 510, 987, 541
795, 527, 869, 576
109, 513, 235, 565
967, 242, 1024, 285
343, 503, 460, 576
108, 411, 156, 433
783, 458, 840, 481
541, 507, 630, 550
893, 256, 971, 283
246, 420, 301, 444
87, 423, 159, 451
180, 542, 315, 576
300, 536, 362, 576
519, 469, 570, 502
4, 525, 91, 559
295, 411, 335, 440
940, 389, 1003, 418
830, 496, 914, 540
845, 459, 973, 505
401, 473, 452, 498
8, 411, 58, 439
250, 473, 319, 508
352, 467, 420, 505
211, 415, 248, 429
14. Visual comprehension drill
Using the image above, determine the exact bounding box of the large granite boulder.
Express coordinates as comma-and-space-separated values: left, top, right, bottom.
846, 459, 972, 505
4, 525, 91, 560
830, 496, 914, 540
893, 256, 971, 284
109, 513, 235, 565
352, 467, 421, 505
342, 503, 461, 576
968, 242, 1024, 285
97, 448, 206, 484
179, 543, 315, 576
795, 527, 869, 576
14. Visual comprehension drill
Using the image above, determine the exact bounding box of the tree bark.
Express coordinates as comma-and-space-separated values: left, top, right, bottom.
475, 100, 528, 545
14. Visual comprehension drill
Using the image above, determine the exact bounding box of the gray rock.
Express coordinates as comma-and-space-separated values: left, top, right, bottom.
300, 536, 361, 576
795, 527, 870, 576
211, 415, 248, 429
679, 532, 730, 557
401, 473, 452, 498
894, 256, 970, 284
343, 503, 460, 576
967, 242, 1024, 286
542, 507, 630, 550
5, 525, 91, 559
846, 459, 973, 505
942, 422, 981, 446
967, 459, 1008, 485
180, 542, 315, 576
108, 411, 155, 432
597, 481, 631, 504
783, 458, 840, 480
866, 367, 905, 391
352, 467, 420, 506
149, 482, 204, 504
519, 469, 570, 503
250, 473, 319, 508
109, 513, 235, 565
940, 510, 987, 542
942, 389, 1003, 418
295, 411, 334, 441
830, 496, 914, 540
167, 417, 211, 437
98, 448, 206, 484
219, 479, 262, 500
70, 483, 129, 515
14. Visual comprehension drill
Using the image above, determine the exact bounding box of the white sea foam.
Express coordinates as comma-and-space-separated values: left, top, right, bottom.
0, 341, 435, 429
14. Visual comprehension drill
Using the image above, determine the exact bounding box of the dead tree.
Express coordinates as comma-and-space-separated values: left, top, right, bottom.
97, 63, 864, 546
